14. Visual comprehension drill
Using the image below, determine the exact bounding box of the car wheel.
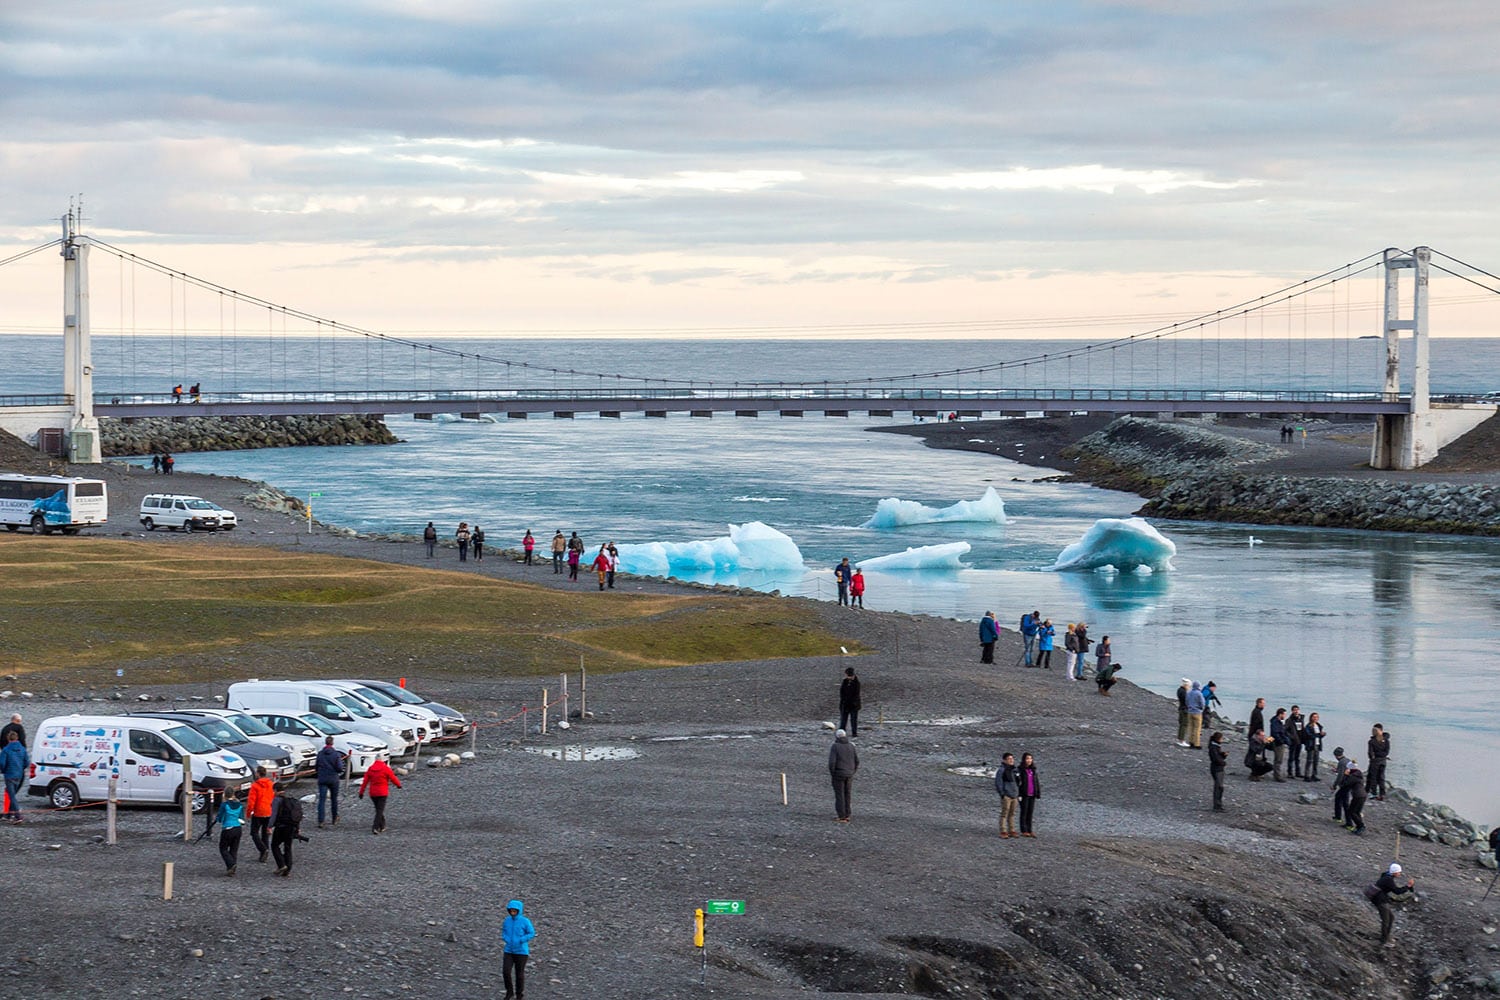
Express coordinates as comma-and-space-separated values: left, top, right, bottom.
143, 517, 155, 531
50, 780, 81, 810
221, 525, 235, 531
4, 524, 18, 532
179, 785, 208, 814
30, 514, 48, 535
183, 521, 193, 534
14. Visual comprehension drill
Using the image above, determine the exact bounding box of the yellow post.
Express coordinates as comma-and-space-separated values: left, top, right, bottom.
694, 908, 705, 948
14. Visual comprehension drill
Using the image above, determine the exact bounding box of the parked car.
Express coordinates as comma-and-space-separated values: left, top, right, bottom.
139, 494, 222, 532
126, 712, 297, 781
345, 679, 470, 741
248, 711, 386, 776
202, 499, 238, 530
318, 681, 444, 743
172, 708, 318, 775
226, 681, 415, 753
28, 714, 251, 812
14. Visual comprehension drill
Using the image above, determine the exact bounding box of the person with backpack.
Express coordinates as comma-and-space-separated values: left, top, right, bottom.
1366, 862, 1415, 947
501, 899, 537, 1000
1018, 611, 1039, 666
472, 524, 486, 561
995, 752, 1020, 837
269, 785, 304, 876
216, 790, 246, 876
359, 753, 402, 834
423, 522, 438, 558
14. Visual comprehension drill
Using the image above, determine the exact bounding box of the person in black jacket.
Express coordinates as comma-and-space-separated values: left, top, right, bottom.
269, 786, 305, 876
838, 667, 861, 738
1366, 724, 1390, 800
1300, 712, 1325, 782
0, 714, 23, 748
315, 737, 346, 828
1248, 698, 1266, 742
1340, 759, 1368, 834
1207, 732, 1227, 812
1330, 747, 1351, 822
1244, 731, 1274, 781
828, 730, 859, 822
1285, 706, 1304, 778
1017, 753, 1042, 837
1369, 862, 1415, 946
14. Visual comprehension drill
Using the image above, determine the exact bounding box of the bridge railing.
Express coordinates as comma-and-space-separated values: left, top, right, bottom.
0, 394, 72, 408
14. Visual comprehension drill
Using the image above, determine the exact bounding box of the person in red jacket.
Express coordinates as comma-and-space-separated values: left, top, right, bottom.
591, 546, 610, 591
358, 754, 403, 835
849, 568, 866, 609
245, 766, 277, 863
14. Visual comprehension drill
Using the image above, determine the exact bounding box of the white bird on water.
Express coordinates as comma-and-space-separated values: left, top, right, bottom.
1248, 536, 1263, 546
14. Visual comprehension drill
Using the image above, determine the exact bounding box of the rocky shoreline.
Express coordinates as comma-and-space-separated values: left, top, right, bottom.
100, 413, 398, 457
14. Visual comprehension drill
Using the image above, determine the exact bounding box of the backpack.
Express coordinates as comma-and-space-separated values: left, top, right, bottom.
274, 794, 303, 829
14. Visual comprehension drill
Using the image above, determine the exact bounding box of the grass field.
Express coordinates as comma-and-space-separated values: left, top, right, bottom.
0, 538, 864, 685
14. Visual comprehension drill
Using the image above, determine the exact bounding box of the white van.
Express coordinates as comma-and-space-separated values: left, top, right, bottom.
139, 493, 223, 532
28, 715, 253, 812
318, 681, 443, 743
226, 682, 415, 753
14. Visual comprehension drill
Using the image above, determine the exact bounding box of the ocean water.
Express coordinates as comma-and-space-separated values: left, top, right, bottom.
4, 334, 1499, 819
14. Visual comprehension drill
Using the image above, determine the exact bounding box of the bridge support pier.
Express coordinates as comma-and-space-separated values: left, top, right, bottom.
62, 211, 101, 464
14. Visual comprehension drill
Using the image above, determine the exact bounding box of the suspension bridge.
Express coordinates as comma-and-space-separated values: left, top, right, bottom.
1, 211, 1495, 469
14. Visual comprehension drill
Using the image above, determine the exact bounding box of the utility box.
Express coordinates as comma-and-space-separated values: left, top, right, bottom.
37, 427, 65, 456
67, 428, 99, 464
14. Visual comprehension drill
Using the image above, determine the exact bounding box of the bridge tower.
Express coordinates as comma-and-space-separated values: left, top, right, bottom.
1369, 247, 1434, 469
61, 209, 101, 463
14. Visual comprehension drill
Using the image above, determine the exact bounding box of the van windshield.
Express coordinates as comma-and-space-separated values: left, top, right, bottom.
300, 714, 346, 735
352, 685, 398, 707
191, 719, 247, 745
370, 683, 426, 706
226, 713, 275, 737
165, 725, 218, 755
335, 696, 378, 719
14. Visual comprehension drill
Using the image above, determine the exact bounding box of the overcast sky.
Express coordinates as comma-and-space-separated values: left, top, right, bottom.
3, 1, 1499, 338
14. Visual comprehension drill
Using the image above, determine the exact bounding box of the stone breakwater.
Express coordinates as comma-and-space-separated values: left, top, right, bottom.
1067, 417, 1500, 536
100, 414, 399, 457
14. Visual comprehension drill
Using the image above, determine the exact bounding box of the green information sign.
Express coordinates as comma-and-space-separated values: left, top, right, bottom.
310, 492, 324, 498
704, 900, 746, 915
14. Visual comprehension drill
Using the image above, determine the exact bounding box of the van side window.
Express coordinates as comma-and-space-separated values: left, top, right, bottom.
309, 696, 344, 718
129, 730, 175, 761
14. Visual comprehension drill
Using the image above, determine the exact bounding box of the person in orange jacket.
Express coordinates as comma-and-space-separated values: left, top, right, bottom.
358, 754, 403, 835
245, 766, 277, 863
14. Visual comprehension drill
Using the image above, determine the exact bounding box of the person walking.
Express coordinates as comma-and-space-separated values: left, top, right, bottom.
456, 522, 471, 562
472, 525, 485, 562
1301, 712, 1326, 781
246, 766, 276, 862
1017, 753, 1041, 837
359, 753, 402, 834
423, 522, 438, 558
567, 542, 581, 581
1184, 681, 1205, 749
1340, 758, 1368, 834
550, 530, 566, 573
217, 791, 246, 875
1095, 660, 1121, 695
522, 530, 535, 566
1175, 679, 1192, 747
1035, 619, 1055, 669
1208, 732, 1227, 811
315, 736, 345, 828
501, 899, 537, 1000
1368, 863, 1415, 947
606, 543, 618, 588
838, 667, 861, 737
1366, 724, 1390, 800
1, 731, 29, 823
833, 558, 852, 606
1094, 634, 1111, 677
828, 729, 859, 822
162, 452, 175, 475
1019, 611, 1039, 666
849, 568, 865, 609
1062, 624, 1078, 680
0, 713, 23, 747
995, 752, 1020, 837
591, 545, 610, 590
269, 785, 303, 876
978, 611, 999, 664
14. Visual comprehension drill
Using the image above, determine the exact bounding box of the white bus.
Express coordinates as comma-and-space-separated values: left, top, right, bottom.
0, 473, 108, 534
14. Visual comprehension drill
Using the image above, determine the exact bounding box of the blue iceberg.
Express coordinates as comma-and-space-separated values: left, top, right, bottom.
614, 522, 805, 577
860, 487, 1007, 529
1050, 517, 1176, 573
859, 542, 972, 572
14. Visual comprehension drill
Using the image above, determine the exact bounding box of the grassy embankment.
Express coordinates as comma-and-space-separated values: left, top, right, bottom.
0, 538, 863, 685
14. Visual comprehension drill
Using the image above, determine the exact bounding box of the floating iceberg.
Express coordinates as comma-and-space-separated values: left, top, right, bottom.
860, 487, 1007, 529
613, 522, 804, 577
1050, 517, 1176, 573
858, 542, 972, 572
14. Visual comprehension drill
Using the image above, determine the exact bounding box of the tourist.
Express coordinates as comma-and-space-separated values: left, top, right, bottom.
828, 728, 858, 822
591, 545, 610, 590
838, 666, 861, 737
1248, 698, 1266, 742
1019, 610, 1039, 666
1244, 731, 1274, 781
833, 557, 852, 606
1488, 825, 1500, 859
550, 530, 566, 573
849, 568, 865, 609
189, 382, 201, 402
423, 522, 438, 558
172, 383, 183, 403
456, 522, 471, 562
1035, 619, 1055, 669
501, 899, 537, 1000
359, 753, 402, 834
1368, 862, 1415, 947
1094, 634, 1111, 677
522, 529, 535, 565
1330, 746, 1352, 823
995, 752, 1020, 838
162, 452, 175, 475
472, 524, 485, 561
216, 790, 246, 876
1269, 708, 1289, 781
1073, 621, 1092, 679
150, 453, 161, 474
978, 611, 999, 664
1062, 624, 1077, 679
269, 784, 304, 876
1175, 679, 1192, 746
1184, 681, 1205, 749
567, 541, 581, 581
1095, 660, 1120, 695
1301, 712, 1326, 781
0, 713, 23, 747
1340, 757, 1368, 834
1207, 732, 1227, 812
1202, 680, 1222, 717
1, 731, 29, 823
606, 543, 619, 588
1017, 752, 1042, 837
247, 766, 276, 862
1285, 705, 1305, 778
315, 736, 344, 828
1366, 724, 1390, 800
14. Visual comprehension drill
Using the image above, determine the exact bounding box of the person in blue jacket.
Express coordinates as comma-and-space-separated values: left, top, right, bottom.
833, 558, 852, 606
1035, 619, 1055, 669
978, 611, 999, 663
1019, 610, 1039, 666
216, 790, 246, 875
1, 731, 29, 823
502, 898, 537, 1000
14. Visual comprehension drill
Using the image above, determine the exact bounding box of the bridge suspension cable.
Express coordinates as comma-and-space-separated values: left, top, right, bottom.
0, 240, 62, 270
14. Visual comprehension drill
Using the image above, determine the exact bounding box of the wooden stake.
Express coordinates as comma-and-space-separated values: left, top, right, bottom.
106, 775, 118, 846
470, 721, 478, 754
181, 755, 194, 842
780, 772, 788, 806
1395, 828, 1402, 862
580, 663, 588, 718
541, 688, 549, 735
162, 861, 174, 900
560, 673, 568, 719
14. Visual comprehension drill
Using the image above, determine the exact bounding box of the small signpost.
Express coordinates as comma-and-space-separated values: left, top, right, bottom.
306, 491, 323, 533
697, 900, 746, 984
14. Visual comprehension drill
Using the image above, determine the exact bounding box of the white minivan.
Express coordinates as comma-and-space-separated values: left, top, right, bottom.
28, 715, 253, 812
139, 494, 222, 532
227, 681, 415, 753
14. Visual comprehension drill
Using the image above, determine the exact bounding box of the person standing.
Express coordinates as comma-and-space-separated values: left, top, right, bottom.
1207, 732, 1227, 812
1094, 634, 1111, 677
1019, 611, 1039, 666
591, 545, 610, 590
1062, 624, 1078, 680
1368, 863, 1415, 947
217, 791, 246, 876
0, 713, 23, 747
1301, 712, 1326, 781
501, 899, 537, 1000
472, 525, 485, 562
456, 522, 471, 562
1184, 682, 1205, 749
838, 667, 861, 737
849, 568, 865, 609
1269, 708, 1289, 781
1248, 698, 1266, 744
1073, 622, 1092, 679
1175, 679, 1192, 747
1035, 619, 1055, 669
359, 753, 402, 834
1202, 681, 1222, 718
1330, 746, 1352, 823
1285, 705, 1305, 778
828, 729, 858, 822
995, 752, 1020, 838
606, 543, 619, 589
550, 530, 566, 573
567, 531, 585, 571
269, 785, 303, 876
1340, 758, 1368, 834
423, 522, 438, 558
315, 736, 345, 828
1366, 724, 1390, 800
567, 542, 581, 581
978, 611, 999, 664
150, 453, 162, 474
833, 558, 852, 606
162, 452, 175, 475
1017, 753, 1041, 837
522, 530, 535, 566
246, 766, 276, 862
1, 731, 29, 823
